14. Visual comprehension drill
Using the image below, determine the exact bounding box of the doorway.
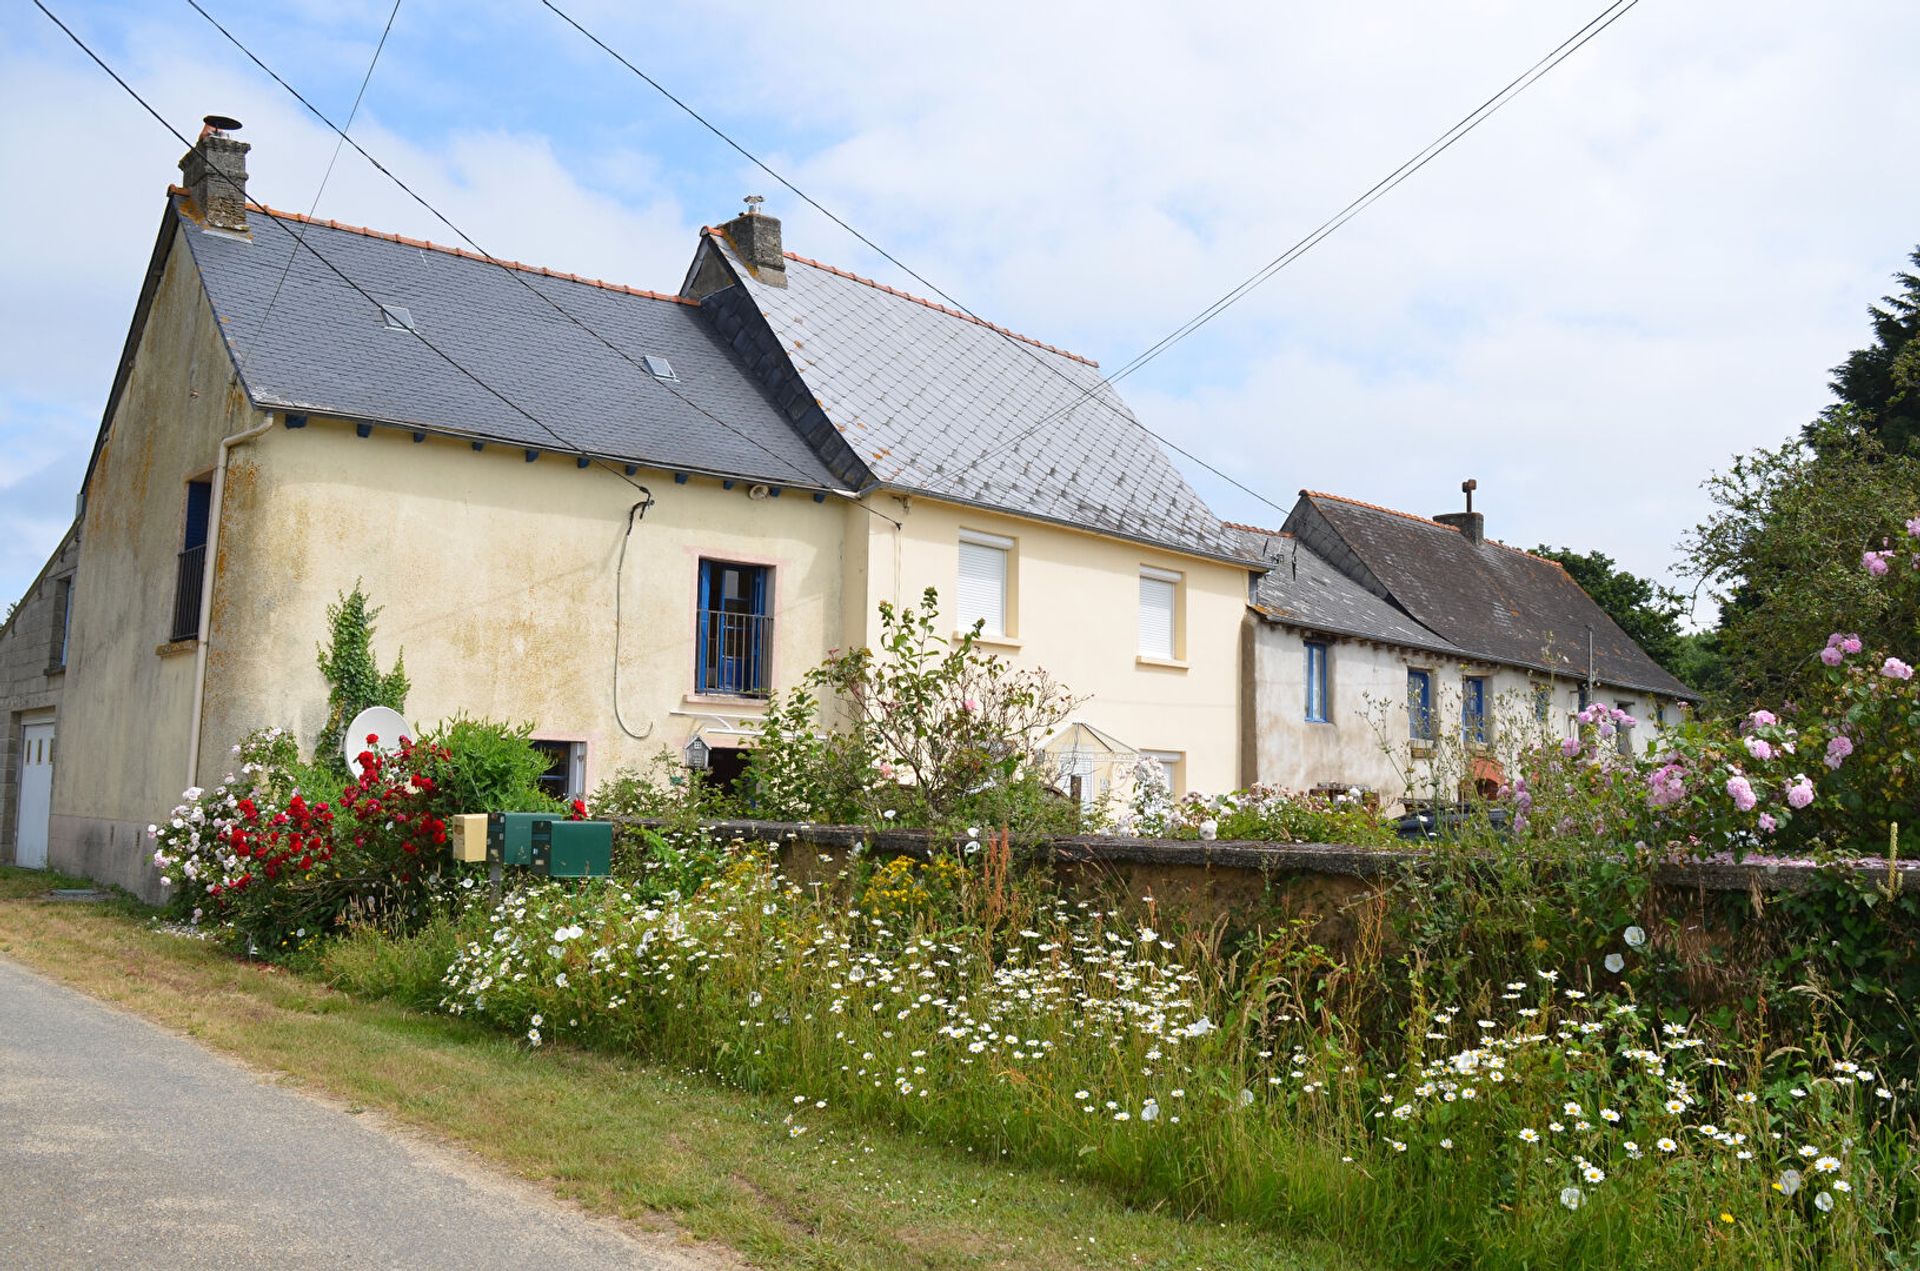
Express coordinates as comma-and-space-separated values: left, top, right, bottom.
15, 719, 53, 869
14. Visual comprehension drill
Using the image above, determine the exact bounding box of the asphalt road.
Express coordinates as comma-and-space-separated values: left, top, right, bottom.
0, 956, 724, 1269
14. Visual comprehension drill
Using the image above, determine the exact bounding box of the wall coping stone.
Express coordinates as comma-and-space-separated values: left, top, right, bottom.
625, 818, 1918, 895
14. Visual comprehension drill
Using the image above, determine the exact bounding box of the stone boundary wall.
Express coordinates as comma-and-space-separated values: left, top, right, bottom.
629, 818, 1917, 928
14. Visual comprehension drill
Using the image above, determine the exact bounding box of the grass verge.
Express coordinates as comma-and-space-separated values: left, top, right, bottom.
0, 867, 1363, 1271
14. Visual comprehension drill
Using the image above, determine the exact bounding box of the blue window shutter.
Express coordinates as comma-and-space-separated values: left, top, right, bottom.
696, 562, 713, 690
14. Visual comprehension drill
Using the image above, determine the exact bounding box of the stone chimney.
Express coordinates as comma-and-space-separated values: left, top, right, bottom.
720, 195, 786, 287
1434, 478, 1485, 545
178, 115, 250, 233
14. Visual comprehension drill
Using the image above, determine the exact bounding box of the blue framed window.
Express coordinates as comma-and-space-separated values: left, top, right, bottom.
1304, 641, 1330, 723
1576, 681, 1590, 711
1462, 676, 1489, 745
1532, 683, 1551, 723
1655, 701, 1667, 728
1407, 669, 1433, 741
696, 560, 772, 696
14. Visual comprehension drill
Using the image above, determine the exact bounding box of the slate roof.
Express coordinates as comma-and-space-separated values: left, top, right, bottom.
1227, 524, 1465, 657
175, 197, 840, 490
1283, 492, 1699, 700
691, 230, 1256, 564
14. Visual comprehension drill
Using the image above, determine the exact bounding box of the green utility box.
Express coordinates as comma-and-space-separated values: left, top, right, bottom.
486, 812, 546, 867
531, 819, 613, 879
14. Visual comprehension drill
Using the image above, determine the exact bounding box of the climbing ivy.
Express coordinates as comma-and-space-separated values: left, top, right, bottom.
315, 583, 410, 776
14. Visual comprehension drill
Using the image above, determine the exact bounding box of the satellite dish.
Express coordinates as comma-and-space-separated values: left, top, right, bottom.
344, 705, 415, 779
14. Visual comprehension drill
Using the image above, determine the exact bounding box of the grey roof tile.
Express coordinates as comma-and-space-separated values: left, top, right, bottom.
178, 200, 840, 490
1229, 524, 1465, 656
1286, 493, 1700, 699
703, 234, 1255, 563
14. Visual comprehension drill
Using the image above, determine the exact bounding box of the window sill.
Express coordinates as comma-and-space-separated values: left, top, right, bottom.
156, 638, 198, 658
682, 692, 770, 710
43, 664, 66, 678
960, 631, 1022, 650
1135, 655, 1188, 671
1410, 742, 1436, 758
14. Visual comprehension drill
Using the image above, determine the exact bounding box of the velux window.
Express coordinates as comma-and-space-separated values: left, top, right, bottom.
696, 560, 772, 696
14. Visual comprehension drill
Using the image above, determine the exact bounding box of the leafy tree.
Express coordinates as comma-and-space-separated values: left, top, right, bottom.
315, 583, 409, 776
1680, 423, 1920, 706
1530, 545, 1696, 683
748, 589, 1083, 831
1804, 246, 1920, 455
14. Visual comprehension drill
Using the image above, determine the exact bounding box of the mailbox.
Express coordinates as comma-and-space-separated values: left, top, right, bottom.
449, 813, 489, 863
486, 812, 546, 867
530, 819, 613, 879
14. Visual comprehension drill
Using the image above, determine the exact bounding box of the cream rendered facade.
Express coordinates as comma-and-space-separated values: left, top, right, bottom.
50, 222, 1252, 899
1246, 620, 1678, 810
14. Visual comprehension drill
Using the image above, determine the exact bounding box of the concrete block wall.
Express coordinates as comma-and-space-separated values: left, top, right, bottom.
1, 524, 79, 864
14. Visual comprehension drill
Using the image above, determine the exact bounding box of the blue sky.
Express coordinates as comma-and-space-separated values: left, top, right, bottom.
5, 0, 1919, 620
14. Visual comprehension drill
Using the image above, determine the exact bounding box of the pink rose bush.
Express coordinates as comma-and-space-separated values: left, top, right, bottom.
1498, 513, 1920, 861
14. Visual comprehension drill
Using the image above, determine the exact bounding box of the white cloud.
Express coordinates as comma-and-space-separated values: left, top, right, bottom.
3, 0, 1917, 622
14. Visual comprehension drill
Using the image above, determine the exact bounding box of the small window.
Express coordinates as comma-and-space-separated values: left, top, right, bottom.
1532, 683, 1551, 723
956, 531, 1012, 638
49, 575, 74, 671
1462, 676, 1490, 745
697, 560, 773, 696
1655, 701, 1667, 728
1408, 669, 1434, 741
1615, 701, 1634, 756
380, 303, 416, 331
1304, 641, 1330, 723
532, 740, 586, 802
1140, 749, 1184, 797
643, 354, 678, 382
171, 480, 213, 642
1576, 681, 1590, 711
1138, 567, 1179, 659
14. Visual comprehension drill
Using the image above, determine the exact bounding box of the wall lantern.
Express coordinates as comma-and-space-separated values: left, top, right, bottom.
683, 735, 712, 770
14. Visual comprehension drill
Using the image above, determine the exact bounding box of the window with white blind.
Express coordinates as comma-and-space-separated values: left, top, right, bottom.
1138, 567, 1179, 659
956, 531, 1013, 637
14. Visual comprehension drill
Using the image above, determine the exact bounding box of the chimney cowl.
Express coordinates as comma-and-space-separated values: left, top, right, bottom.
179, 115, 250, 233
720, 198, 786, 288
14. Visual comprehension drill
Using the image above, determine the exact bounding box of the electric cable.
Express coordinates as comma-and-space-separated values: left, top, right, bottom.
543, 0, 1642, 520
612, 492, 658, 740
251, 0, 402, 343
182, 0, 900, 530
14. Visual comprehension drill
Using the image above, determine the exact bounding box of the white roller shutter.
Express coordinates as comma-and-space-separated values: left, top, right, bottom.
1138, 570, 1177, 658
957, 535, 1009, 636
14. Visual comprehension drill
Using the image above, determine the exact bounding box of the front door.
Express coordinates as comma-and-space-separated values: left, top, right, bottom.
15, 720, 53, 869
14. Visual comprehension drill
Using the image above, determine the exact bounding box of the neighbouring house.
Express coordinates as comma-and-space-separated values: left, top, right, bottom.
1234, 490, 1700, 810
44, 119, 1259, 899
0, 522, 79, 869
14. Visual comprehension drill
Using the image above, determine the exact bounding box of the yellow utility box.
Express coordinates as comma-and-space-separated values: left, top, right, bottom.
449, 813, 489, 863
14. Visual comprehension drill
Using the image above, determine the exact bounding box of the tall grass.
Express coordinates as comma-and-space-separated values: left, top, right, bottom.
432, 843, 1915, 1269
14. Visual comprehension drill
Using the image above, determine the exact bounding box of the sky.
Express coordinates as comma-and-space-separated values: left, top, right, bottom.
3, 0, 1918, 624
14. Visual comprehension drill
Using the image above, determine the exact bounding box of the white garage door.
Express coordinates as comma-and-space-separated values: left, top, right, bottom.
16, 720, 53, 870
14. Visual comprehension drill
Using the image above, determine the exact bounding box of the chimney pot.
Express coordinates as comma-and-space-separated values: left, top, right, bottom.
179, 115, 250, 232
721, 198, 786, 288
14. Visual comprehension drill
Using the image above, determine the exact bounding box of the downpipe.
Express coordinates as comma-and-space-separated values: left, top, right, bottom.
185, 412, 277, 788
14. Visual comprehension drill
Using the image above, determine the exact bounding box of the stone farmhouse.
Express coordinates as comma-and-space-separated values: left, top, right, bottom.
1234, 491, 1699, 805
0, 120, 1696, 896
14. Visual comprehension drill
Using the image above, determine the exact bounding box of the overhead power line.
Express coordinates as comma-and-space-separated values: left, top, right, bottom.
179, 0, 897, 525
542, 0, 1642, 522
252, 0, 404, 342
40, 0, 734, 507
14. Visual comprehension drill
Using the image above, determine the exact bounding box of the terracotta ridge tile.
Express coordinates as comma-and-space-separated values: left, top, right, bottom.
700, 226, 1098, 367
1223, 520, 1290, 537
171, 189, 698, 307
